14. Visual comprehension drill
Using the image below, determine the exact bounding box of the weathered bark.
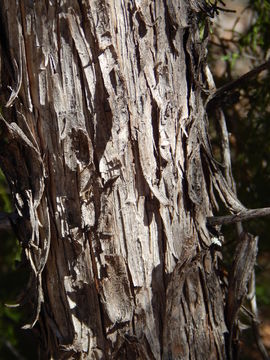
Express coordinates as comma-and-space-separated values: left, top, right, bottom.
0, 1, 249, 359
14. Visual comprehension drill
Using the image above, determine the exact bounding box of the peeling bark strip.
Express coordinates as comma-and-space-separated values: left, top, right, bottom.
226, 233, 258, 359
0, 1, 246, 359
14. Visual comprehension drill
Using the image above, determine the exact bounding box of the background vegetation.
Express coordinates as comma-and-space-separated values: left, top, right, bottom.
0, 170, 37, 359
208, 0, 270, 358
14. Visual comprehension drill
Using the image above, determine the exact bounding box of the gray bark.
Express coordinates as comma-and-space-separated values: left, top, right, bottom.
0, 1, 250, 359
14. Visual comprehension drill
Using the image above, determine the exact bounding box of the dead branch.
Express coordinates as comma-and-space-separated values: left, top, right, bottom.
206, 59, 270, 110
207, 207, 270, 226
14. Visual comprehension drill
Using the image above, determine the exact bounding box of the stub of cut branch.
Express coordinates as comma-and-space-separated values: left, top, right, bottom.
207, 207, 270, 226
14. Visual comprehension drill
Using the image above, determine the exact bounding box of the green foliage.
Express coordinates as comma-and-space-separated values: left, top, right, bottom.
239, 0, 270, 55
0, 170, 11, 212
0, 171, 19, 358
209, 1, 270, 73
221, 51, 240, 67
256, 282, 270, 306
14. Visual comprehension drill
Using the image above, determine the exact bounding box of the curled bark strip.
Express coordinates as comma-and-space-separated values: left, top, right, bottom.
6, 272, 43, 329
226, 232, 258, 359
0, 113, 49, 327
5, 40, 23, 108
22, 274, 43, 330
201, 147, 246, 214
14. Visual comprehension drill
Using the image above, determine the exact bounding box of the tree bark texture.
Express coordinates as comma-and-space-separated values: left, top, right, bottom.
0, 1, 248, 359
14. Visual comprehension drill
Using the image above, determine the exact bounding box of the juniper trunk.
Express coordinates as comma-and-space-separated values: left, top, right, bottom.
0, 1, 247, 359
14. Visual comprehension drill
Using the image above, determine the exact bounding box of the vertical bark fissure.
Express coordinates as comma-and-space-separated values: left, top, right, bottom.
183, 28, 193, 117
50, 244, 73, 339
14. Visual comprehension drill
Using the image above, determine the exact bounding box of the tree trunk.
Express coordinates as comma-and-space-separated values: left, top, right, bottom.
0, 1, 248, 359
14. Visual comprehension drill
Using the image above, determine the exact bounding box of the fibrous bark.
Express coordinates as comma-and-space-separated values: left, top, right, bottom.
0, 1, 249, 359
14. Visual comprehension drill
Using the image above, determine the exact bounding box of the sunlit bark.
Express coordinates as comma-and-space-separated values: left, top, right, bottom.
0, 1, 249, 359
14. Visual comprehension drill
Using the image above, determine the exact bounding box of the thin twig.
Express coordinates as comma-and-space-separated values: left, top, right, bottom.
206, 59, 270, 110
207, 207, 270, 226
3, 339, 26, 360
216, 6, 236, 13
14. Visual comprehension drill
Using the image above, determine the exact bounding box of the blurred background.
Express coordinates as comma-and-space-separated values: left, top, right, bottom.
208, 0, 270, 358
0, 0, 270, 358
